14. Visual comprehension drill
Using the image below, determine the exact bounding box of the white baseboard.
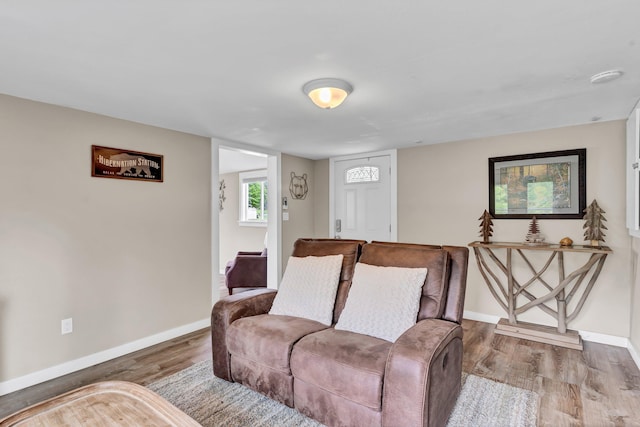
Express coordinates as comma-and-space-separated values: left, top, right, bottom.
463, 310, 500, 324
462, 310, 629, 347
577, 329, 629, 347
0, 318, 209, 397
3, 314, 638, 396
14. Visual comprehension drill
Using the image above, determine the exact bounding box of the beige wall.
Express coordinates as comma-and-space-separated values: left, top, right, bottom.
281, 154, 316, 267
304, 120, 634, 339
397, 120, 630, 336
2, 93, 634, 388
313, 159, 331, 237
0, 95, 212, 382
218, 172, 267, 271
218, 153, 317, 284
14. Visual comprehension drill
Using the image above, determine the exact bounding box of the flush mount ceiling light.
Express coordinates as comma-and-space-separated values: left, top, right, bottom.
590, 69, 624, 84
303, 78, 353, 109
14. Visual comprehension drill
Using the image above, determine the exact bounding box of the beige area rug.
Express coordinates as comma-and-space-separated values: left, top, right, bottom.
149, 361, 538, 427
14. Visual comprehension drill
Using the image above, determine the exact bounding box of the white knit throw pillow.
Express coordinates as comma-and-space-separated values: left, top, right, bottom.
335, 262, 428, 342
269, 254, 344, 326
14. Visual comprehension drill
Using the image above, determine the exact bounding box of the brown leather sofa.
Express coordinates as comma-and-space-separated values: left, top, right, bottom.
211, 238, 469, 427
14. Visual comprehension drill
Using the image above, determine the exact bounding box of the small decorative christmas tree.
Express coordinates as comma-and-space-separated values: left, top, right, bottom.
528, 216, 539, 235
525, 216, 544, 243
478, 210, 494, 243
583, 199, 607, 246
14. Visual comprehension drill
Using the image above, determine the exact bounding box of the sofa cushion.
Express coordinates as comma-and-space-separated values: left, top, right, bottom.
290, 328, 392, 410
359, 243, 451, 320
227, 314, 328, 374
269, 254, 344, 325
335, 262, 427, 342
291, 240, 361, 283
291, 239, 364, 324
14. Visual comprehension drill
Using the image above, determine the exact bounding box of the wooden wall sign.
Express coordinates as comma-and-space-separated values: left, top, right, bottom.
91, 145, 163, 182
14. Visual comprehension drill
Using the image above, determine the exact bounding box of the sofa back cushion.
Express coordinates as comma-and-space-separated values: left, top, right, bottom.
335, 262, 428, 341
357, 242, 451, 321
292, 239, 364, 324
269, 254, 344, 325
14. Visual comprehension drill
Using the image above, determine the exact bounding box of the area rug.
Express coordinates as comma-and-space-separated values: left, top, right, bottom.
149, 361, 538, 427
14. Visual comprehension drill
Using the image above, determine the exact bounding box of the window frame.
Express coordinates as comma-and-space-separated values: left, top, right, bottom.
238, 169, 268, 227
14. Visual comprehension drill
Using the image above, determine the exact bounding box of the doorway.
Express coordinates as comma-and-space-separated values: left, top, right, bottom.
213, 142, 281, 303
330, 150, 397, 242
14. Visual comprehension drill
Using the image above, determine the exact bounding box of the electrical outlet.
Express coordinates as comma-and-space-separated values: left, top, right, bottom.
61, 318, 73, 335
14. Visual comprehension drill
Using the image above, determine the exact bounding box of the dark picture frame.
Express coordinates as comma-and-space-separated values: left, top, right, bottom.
488, 149, 586, 219
91, 145, 164, 182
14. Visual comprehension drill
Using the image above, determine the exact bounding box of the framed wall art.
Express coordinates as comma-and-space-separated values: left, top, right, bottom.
92, 145, 163, 182
488, 148, 586, 219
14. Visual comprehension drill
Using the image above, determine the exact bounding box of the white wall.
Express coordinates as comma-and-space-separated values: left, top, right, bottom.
397, 120, 630, 337
627, 103, 640, 358
631, 239, 640, 352
0, 94, 212, 383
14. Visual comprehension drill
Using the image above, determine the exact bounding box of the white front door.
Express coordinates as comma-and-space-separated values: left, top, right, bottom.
331, 151, 396, 242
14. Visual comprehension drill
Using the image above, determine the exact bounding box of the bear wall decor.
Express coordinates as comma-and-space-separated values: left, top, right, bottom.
289, 172, 308, 200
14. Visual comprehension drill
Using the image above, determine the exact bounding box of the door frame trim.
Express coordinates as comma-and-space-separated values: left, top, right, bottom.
329, 149, 397, 242
212, 138, 282, 306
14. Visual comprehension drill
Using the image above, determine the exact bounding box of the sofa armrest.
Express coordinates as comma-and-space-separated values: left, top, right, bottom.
211, 289, 277, 381
382, 319, 463, 427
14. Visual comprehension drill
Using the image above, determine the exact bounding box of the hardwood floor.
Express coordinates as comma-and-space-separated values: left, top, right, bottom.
0, 327, 212, 419
1, 318, 639, 426
463, 321, 640, 426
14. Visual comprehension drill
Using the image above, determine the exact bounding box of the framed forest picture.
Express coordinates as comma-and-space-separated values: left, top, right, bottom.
488, 149, 586, 219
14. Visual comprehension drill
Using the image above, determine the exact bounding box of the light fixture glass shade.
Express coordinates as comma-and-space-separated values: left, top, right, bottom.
303, 78, 353, 109
590, 69, 624, 84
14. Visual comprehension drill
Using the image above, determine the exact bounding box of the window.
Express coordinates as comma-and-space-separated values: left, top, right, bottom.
627, 102, 640, 237
345, 165, 380, 183
239, 170, 268, 226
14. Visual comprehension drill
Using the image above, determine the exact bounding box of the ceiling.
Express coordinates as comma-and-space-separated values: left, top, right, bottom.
1, 1, 640, 160
219, 147, 267, 175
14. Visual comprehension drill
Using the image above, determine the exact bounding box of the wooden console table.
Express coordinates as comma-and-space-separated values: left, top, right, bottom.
468, 241, 612, 350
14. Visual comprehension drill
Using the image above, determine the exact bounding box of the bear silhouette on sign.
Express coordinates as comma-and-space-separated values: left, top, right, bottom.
289, 172, 308, 200
110, 153, 153, 177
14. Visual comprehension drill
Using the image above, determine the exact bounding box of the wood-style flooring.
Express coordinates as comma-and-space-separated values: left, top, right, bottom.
1, 313, 639, 425
462, 320, 640, 426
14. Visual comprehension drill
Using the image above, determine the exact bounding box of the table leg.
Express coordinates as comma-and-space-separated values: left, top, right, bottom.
557, 252, 567, 334
506, 248, 516, 324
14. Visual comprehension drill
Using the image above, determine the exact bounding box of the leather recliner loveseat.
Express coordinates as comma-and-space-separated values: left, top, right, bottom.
211, 238, 469, 427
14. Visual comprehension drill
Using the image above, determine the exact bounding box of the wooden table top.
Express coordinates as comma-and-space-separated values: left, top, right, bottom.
468, 240, 612, 254
0, 380, 201, 426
